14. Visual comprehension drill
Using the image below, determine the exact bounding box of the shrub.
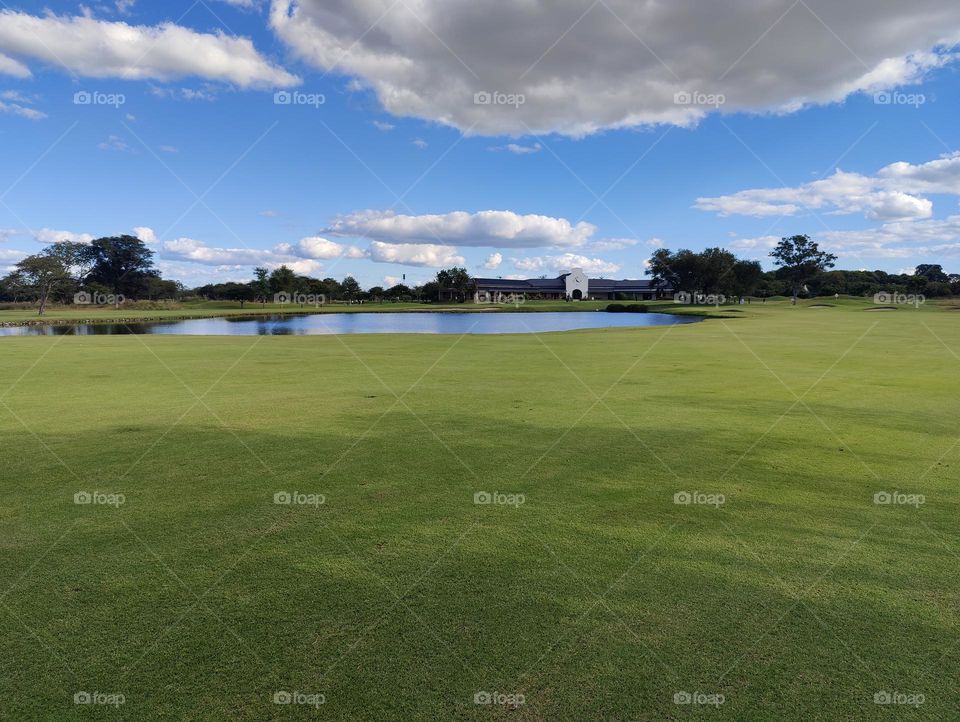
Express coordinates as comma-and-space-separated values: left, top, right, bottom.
606, 303, 626, 312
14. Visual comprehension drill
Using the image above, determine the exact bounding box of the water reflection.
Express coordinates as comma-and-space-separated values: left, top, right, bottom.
0, 311, 701, 337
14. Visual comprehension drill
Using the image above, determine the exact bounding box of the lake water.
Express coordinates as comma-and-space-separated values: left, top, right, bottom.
0, 311, 701, 336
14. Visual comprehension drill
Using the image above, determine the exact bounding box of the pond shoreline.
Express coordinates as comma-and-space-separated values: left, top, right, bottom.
0, 305, 716, 329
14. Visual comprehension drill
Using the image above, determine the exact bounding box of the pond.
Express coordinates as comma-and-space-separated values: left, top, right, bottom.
0, 311, 702, 336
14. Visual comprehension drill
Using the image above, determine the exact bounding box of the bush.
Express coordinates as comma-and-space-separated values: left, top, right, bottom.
606, 303, 649, 313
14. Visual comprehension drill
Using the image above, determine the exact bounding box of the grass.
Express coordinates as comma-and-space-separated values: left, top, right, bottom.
1, 298, 957, 719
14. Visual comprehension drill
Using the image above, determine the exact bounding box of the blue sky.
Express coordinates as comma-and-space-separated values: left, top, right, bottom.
1, 0, 959, 287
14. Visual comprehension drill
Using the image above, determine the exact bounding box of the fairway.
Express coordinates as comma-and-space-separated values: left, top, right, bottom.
1, 301, 958, 720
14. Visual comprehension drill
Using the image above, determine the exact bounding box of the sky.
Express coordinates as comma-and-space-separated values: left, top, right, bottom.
0, 0, 959, 288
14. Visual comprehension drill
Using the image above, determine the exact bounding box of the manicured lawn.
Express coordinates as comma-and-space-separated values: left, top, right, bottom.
1, 299, 957, 719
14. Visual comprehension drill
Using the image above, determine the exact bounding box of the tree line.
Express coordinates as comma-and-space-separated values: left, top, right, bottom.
2, 233, 958, 315
648, 235, 960, 302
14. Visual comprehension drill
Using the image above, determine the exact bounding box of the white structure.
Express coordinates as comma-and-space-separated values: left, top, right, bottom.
564, 268, 589, 300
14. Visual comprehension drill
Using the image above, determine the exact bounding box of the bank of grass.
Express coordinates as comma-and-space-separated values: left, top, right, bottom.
1, 301, 958, 719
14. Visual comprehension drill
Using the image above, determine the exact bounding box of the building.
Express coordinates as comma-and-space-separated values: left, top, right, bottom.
471, 268, 672, 302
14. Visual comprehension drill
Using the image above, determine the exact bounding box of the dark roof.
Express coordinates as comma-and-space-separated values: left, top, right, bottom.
473, 275, 671, 293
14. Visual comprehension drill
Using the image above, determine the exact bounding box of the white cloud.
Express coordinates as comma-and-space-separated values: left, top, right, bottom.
161, 237, 274, 266
368, 241, 464, 268
383, 275, 401, 286
372, 120, 394, 131
133, 226, 158, 243
290, 236, 345, 259
0, 53, 30, 78
0, 229, 18, 242
0, 99, 45, 120
98, 135, 132, 152
695, 154, 960, 221
159, 145, 178, 153
0, 9, 298, 87
514, 253, 621, 275
412, 138, 428, 149
588, 237, 642, 251
33, 228, 94, 244
157, 232, 365, 269
490, 143, 542, 155
326, 209, 596, 248
259, 209, 282, 217
482, 252, 503, 270
270, 0, 960, 136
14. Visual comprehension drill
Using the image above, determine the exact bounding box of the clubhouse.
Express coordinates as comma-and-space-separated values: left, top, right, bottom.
470, 268, 673, 302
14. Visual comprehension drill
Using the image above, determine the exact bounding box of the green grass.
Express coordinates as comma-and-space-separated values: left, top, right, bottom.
1, 300, 958, 719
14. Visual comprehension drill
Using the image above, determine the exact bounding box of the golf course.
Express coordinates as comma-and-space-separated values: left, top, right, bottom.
1, 298, 957, 720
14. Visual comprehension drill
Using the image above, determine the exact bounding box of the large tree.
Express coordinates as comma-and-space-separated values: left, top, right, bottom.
11, 253, 71, 315
435, 267, 470, 302
769, 235, 837, 304
82, 235, 157, 297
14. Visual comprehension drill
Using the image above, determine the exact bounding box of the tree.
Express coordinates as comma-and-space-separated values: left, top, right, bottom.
915, 264, 949, 283
81, 235, 156, 297
435, 267, 470, 302
367, 285, 385, 303
221, 282, 255, 308
769, 235, 837, 304
386, 283, 412, 301
268, 265, 297, 295
252, 267, 271, 304
341, 276, 361, 301
729, 260, 763, 297
11, 253, 71, 315
647, 248, 706, 293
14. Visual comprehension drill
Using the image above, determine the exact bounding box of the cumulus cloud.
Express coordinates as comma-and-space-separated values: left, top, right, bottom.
0, 9, 298, 87
482, 252, 503, 270
33, 228, 94, 244
696, 154, 960, 221
287, 236, 345, 259
513, 253, 621, 275
133, 226, 158, 243
270, 0, 960, 136
368, 241, 464, 268
326, 209, 596, 248
157, 232, 365, 269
